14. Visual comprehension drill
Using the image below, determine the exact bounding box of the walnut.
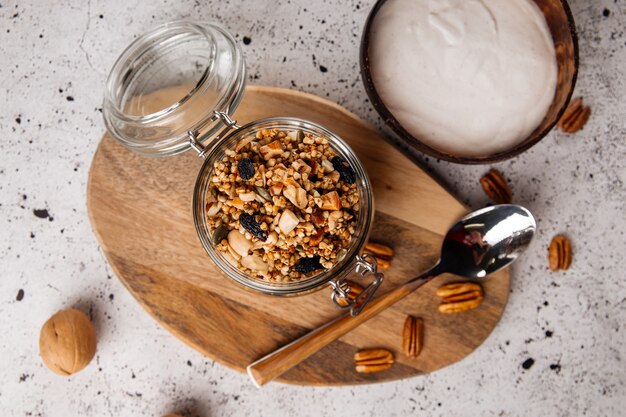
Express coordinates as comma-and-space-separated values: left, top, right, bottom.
39, 309, 96, 376
319, 191, 341, 211
259, 140, 284, 160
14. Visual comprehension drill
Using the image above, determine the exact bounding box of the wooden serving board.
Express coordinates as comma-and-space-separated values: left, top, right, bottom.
87, 86, 510, 385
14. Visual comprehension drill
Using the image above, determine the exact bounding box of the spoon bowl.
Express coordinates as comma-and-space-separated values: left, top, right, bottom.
439, 204, 536, 279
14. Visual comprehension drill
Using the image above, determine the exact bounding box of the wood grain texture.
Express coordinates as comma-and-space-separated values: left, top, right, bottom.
247, 266, 438, 386
87, 86, 510, 385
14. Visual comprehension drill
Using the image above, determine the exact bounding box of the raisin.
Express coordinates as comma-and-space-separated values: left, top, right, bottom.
238, 158, 255, 180
331, 156, 356, 184
239, 213, 267, 241
295, 255, 323, 273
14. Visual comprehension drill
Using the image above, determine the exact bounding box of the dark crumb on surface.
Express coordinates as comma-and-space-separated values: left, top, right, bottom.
109, 293, 114, 301
33, 208, 53, 221
99, 14, 104, 18
15, 117, 21, 124
187, 360, 192, 366
545, 330, 553, 338
522, 358, 535, 370
550, 363, 561, 373
30, 232, 35, 238
242, 36, 251, 45
16, 289, 24, 301
319, 65, 328, 73
603, 8, 610, 17
66, 96, 74, 101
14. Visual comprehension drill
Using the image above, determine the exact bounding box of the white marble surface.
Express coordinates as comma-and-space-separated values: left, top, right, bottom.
1, 0, 624, 416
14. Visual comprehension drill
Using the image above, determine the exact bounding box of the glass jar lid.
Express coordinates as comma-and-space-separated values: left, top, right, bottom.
102, 21, 246, 157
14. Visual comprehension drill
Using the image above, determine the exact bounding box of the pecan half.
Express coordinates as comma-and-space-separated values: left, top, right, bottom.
437, 282, 483, 314
438, 298, 483, 314
558, 97, 591, 133
480, 169, 512, 204
335, 280, 364, 307
402, 316, 423, 358
354, 348, 394, 373
361, 241, 394, 270
548, 234, 572, 271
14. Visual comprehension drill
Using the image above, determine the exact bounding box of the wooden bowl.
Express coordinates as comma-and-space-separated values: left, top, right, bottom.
360, 0, 578, 164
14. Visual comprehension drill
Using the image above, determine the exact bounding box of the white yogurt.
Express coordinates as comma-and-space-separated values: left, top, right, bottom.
369, 0, 558, 157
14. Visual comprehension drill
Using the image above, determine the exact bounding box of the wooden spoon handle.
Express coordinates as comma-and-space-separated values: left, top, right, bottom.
246, 272, 436, 387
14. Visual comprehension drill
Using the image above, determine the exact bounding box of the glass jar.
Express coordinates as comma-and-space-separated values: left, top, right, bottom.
102, 21, 383, 315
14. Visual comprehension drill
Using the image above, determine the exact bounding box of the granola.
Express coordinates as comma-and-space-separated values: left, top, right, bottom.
206, 128, 360, 282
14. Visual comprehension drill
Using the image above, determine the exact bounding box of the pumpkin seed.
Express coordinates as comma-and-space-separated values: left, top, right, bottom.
255, 186, 272, 201
212, 224, 229, 245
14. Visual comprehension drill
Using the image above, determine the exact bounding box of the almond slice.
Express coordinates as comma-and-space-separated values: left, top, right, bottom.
241, 254, 269, 272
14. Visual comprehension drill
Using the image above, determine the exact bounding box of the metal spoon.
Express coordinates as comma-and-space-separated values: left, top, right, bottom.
247, 204, 536, 387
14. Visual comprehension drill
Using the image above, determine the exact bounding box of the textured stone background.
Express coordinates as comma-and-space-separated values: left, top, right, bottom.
1, 0, 624, 416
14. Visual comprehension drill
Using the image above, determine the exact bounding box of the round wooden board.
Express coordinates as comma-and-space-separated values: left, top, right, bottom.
87, 86, 510, 386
